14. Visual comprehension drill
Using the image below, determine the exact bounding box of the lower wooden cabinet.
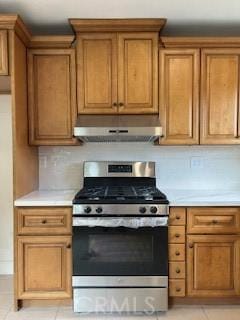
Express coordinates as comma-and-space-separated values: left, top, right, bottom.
17, 235, 72, 299
187, 234, 240, 297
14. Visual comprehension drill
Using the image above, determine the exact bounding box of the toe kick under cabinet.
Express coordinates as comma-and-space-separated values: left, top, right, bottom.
15, 207, 72, 300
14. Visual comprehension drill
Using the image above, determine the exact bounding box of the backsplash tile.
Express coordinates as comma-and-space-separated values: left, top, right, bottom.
39, 144, 240, 190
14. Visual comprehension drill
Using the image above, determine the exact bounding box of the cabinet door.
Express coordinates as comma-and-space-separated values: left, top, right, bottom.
17, 236, 72, 299
118, 33, 158, 114
0, 30, 8, 75
159, 49, 199, 144
201, 49, 240, 144
28, 49, 77, 145
77, 33, 118, 114
187, 235, 240, 297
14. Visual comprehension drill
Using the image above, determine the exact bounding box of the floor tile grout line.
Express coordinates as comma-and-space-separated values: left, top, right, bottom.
201, 305, 210, 320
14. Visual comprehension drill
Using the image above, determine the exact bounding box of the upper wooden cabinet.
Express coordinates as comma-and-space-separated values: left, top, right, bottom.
0, 30, 8, 75
76, 32, 158, 114
201, 49, 240, 144
77, 33, 118, 114
159, 49, 200, 145
28, 49, 77, 145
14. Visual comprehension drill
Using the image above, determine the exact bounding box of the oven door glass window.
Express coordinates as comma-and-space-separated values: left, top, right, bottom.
73, 226, 167, 276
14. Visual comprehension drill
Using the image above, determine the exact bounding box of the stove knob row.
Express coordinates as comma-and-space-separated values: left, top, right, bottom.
139, 207, 146, 214
96, 207, 103, 214
84, 206, 92, 213
150, 206, 158, 214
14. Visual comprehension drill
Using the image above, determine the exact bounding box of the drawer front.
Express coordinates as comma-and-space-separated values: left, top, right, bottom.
169, 244, 185, 261
169, 279, 185, 297
168, 226, 185, 243
17, 207, 72, 235
187, 207, 240, 234
169, 262, 185, 279
169, 207, 186, 226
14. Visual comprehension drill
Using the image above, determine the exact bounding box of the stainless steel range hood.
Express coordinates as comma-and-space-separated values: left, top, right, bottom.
74, 115, 162, 143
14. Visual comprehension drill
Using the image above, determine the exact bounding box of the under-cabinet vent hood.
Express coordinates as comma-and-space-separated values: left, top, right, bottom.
74, 115, 162, 143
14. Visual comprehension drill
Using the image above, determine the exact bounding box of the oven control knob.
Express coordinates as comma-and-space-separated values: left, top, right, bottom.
96, 207, 103, 214
150, 206, 158, 214
139, 207, 146, 214
84, 206, 92, 214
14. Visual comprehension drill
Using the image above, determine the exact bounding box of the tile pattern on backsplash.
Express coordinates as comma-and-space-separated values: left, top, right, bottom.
39, 144, 240, 190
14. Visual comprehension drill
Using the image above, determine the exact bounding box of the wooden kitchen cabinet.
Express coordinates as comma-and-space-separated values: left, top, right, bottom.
0, 30, 8, 75
187, 234, 240, 297
28, 49, 77, 145
76, 32, 158, 114
17, 235, 72, 299
117, 33, 158, 114
201, 49, 240, 144
159, 49, 199, 145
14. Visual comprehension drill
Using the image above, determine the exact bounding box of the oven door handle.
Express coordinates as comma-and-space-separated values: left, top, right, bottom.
72, 216, 168, 228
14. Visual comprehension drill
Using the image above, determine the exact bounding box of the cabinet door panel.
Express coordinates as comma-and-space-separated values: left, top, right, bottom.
201, 49, 240, 144
77, 33, 118, 114
118, 33, 158, 114
28, 49, 77, 145
187, 235, 240, 297
159, 49, 199, 144
0, 30, 8, 75
17, 236, 72, 299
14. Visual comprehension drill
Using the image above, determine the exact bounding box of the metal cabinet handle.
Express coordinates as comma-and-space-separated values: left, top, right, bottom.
113, 102, 118, 107
175, 251, 180, 256
175, 268, 181, 274
119, 102, 124, 107
66, 244, 71, 249
176, 287, 181, 292
175, 233, 180, 238
160, 134, 165, 138
42, 219, 47, 224
176, 215, 181, 220
189, 243, 194, 248
212, 219, 218, 224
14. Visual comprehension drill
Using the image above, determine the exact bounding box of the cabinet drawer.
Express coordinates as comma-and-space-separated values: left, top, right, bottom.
17, 207, 72, 235
169, 208, 186, 225
168, 226, 185, 243
169, 279, 185, 297
187, 207, 240, 234
169, 262, 185, 279
169, 244, 185, 261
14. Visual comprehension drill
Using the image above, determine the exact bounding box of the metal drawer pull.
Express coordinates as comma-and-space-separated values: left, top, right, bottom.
66, 244, 71, 249
212, 219, 218, 224
175, 268, 181, 274
189, 243, 194, 248
42, 219, 47, 224
176, 215, 181, 220
176, 287, 181, 292
175, 233, 180, 238
119, 102, 124, 107
175, 251, 180, 256
113, 102, 118, 107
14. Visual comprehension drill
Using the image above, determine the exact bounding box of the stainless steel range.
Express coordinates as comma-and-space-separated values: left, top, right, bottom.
72, 161, 169, 313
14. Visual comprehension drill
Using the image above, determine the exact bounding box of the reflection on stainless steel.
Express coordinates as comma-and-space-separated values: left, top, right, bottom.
72, 275, 168, 287
73, 287, 168, 313
84, 161, 155, 177
74, 114, 162, 143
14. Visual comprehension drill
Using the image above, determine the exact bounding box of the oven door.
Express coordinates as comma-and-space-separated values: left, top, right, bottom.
72, 217, 168, 279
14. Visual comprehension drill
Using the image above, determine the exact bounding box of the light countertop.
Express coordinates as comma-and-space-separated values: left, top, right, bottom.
14, 189, 240, 207
14, 190, 77, 207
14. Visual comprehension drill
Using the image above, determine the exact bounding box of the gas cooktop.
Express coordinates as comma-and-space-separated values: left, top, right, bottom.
73, 184, 168, 204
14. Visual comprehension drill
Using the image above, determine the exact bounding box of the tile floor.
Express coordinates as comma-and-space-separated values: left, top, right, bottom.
1, 276, 240, 320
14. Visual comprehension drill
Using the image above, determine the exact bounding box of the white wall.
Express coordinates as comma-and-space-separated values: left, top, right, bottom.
39, 144, 240, 191
0, 95, 13, 274
1, 0, 240, 35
